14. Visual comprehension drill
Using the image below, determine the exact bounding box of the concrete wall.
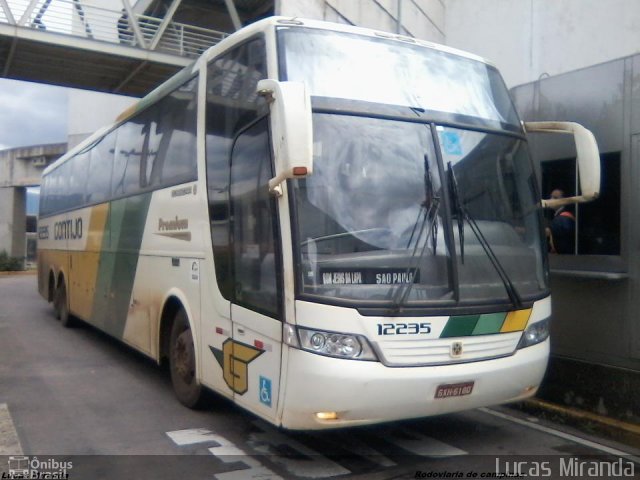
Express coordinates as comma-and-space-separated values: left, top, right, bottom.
0, 144, 66, 188
0, 187, 25, 259
277, 0, 445, 43
0, 144, 65, 261
445, 0, 640, 87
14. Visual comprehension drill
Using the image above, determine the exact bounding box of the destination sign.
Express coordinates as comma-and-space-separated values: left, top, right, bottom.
319, 268, 420, 285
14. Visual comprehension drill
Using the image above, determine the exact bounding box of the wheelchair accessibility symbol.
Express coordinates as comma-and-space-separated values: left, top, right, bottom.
259, 376, 272, 407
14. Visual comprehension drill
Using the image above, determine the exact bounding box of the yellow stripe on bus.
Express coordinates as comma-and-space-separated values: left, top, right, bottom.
69, 204, 109, 320
500, 308, 532, 333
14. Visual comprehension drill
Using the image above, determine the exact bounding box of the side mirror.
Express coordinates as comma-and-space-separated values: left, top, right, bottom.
257, 79, 313, 196
524, 121, 601, 209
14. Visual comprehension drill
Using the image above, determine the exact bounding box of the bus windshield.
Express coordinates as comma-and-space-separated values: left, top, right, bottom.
278, 27, 520, 130
291, 114, 548, 308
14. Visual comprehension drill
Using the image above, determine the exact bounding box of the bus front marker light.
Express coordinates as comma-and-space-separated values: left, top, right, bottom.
283, 323, 300, 348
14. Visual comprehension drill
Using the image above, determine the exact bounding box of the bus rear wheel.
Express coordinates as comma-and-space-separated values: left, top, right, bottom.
54, 279, 75, 328
169, 309, 206, 409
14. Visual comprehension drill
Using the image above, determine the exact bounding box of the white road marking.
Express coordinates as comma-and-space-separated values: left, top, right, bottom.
480, 408, 640, 464
166, 428, 222, 446
0, 403, 23, 455
207, 435, 284, 480
249, 421, 351, 478
167, 428, 282, 479
381, 428, 467, 457
325, 435, 397, 467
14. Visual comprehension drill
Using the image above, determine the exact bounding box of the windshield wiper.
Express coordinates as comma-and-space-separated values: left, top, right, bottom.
392, 154, 440, 311
447, 161, 465, 263
447, 164, 523, 310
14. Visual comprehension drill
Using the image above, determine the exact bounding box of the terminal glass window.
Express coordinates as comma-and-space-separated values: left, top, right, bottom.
541, 153, 620, 255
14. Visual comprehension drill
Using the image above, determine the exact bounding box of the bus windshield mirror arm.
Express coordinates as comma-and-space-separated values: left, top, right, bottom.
257, 79, 313, 197
524, 121, 601, 208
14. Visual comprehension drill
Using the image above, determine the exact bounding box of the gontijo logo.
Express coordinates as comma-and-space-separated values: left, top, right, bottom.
54, 218, 83, 240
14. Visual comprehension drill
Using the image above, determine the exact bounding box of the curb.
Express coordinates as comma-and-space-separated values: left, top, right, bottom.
520, 398, 640, 449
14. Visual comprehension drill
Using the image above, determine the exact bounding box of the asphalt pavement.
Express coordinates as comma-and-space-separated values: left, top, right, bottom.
1, 274, 639, 479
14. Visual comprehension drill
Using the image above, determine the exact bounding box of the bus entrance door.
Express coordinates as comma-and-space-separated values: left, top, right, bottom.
231, 304, 282, 422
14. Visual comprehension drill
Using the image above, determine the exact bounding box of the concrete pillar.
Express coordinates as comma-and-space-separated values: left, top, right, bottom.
0, 186, 26, 262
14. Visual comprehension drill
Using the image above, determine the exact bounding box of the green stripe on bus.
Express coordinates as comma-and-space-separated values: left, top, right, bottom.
93, 193, 152, 339
440, 315, 480, 338
472, 312, 507, 335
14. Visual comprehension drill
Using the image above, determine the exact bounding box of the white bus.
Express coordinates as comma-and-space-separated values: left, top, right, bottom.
37, 17, 600, 429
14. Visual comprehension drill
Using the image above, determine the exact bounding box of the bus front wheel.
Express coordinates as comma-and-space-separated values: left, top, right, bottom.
169, 309, 206, 409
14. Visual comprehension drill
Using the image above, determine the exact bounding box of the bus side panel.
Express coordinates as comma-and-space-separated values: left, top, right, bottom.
89, 194, 153, 339
67, 203, 109, 321
37, 213, 69, 302
124, 184, 205, 359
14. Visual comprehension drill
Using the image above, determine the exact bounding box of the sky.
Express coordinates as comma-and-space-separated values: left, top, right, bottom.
0, 78, 69, 151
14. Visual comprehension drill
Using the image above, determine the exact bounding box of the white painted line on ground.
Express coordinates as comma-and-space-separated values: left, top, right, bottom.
167, 428, 283, 479
0, 403, 23, 455
166, 428, 222, 446
480, 408, 640, 464
215, 464, 283, 480
250, 421, 351, 478
327, 435, 396, 467
206, 433, 284, 480
381, 428, 467, 457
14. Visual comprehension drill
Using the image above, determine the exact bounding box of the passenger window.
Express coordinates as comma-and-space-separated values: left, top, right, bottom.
68, 152, 89, 209
230, 118, 281, 319
112, 118, 146, 196
87, 131, 115, 204
145, 78, 198, 188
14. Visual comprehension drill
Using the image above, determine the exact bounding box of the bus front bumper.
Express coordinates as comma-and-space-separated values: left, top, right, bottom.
280, 339, 549, 430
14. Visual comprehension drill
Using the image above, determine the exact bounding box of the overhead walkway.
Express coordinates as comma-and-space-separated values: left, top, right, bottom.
0, 0, 272, 96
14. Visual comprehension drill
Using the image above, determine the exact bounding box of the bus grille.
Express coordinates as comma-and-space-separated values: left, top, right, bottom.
373, 332, 523, 366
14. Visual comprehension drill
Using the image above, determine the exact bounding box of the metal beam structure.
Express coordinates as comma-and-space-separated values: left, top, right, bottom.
0, 0, 252, 96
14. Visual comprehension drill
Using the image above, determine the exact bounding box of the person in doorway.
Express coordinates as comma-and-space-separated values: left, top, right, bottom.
546, 188, 576, 254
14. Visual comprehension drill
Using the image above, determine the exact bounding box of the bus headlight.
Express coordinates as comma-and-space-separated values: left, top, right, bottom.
292, 326, 378, 361
517, 318, 550, 349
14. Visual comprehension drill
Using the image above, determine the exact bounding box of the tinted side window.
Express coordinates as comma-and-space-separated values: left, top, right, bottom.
205, 36, 268, 300
144, 78, 199, 189
112, 117, 146, 197
159, 78, 198, 184
230, 118, 281, 318
55, 163, 70, 212
68, 152, 89, 209
87, 131, 116, 204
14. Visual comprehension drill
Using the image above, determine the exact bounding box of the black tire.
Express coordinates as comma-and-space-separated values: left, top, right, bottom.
54, 279, 75, 328
169, 309, 206, 409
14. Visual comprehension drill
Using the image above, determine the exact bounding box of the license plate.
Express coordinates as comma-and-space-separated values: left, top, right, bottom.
434, 381, 474, 399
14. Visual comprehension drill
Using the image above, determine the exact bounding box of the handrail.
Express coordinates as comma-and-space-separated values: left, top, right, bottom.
0, 0, 228, 59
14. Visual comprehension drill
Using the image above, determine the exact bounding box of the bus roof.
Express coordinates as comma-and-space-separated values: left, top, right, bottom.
43, 17, 493, 176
